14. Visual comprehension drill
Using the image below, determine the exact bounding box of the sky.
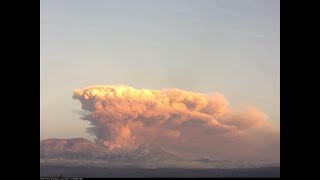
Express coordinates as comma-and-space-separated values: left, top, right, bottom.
40, 0, 280, 142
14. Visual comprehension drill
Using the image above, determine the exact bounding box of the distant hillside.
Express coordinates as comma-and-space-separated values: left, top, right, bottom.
40, 138, 109, 159
40, 138, 279, 169
40, 139, 182, 163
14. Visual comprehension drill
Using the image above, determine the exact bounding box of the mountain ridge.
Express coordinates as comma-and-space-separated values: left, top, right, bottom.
40, 138, 277, 169
40, 138, 182, 162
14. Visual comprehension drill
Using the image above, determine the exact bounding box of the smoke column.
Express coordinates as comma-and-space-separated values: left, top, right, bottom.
72, 85, 275, 154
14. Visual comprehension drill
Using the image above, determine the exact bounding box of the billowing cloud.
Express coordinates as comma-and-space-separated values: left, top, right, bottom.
73, 85, 279, 162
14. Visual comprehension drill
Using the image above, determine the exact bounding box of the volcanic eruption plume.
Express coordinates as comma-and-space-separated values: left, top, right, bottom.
72, 85, 274, 156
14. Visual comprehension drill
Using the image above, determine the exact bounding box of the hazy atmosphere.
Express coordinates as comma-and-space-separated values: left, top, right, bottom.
41, 0, 279, 165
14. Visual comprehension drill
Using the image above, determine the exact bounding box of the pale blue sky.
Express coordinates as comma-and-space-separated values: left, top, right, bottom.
40, 0, 280, 140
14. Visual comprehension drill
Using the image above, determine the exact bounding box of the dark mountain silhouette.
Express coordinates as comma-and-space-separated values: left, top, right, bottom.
40, 138, 109, 159
131, 142, 182, 162
40, 139, 182, 162
40, 138, 278, 169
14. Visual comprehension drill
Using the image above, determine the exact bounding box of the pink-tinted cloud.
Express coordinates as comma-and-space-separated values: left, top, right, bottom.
72, 85, 279, 161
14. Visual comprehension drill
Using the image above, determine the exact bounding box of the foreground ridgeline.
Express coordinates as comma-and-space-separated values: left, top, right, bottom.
40, 138, 279, 169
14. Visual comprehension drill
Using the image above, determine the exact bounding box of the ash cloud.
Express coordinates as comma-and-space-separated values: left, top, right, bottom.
72, 85, 279, 161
